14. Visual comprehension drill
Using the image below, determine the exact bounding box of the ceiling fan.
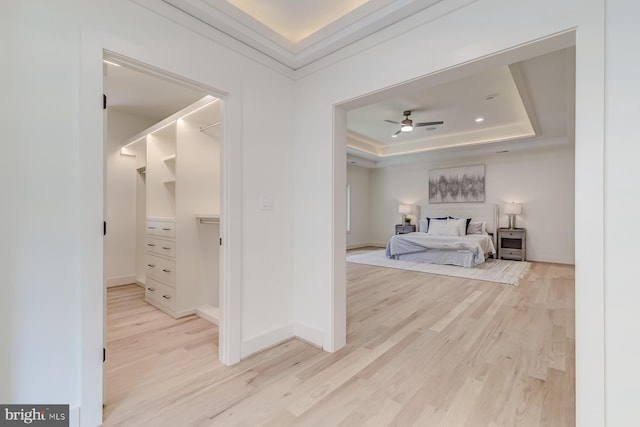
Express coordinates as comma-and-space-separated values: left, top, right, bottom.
385, 110, 443, 137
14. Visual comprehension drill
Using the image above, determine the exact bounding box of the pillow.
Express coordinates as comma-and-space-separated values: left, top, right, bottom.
418, 219, 429, 233
427, 218, 466, 236
426, 218, 448, 235
449, 217, 472, 234
466, 221, 487, 235
424, 216, 447, 232
447, 218, 468, 236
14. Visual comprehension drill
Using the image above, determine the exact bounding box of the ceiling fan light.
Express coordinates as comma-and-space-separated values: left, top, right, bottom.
400, 117, 413, 132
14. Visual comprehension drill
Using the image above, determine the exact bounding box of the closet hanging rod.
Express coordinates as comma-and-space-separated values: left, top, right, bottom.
200, 121, 221, 132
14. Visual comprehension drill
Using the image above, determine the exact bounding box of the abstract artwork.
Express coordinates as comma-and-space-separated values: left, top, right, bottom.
429, 165, 485, 203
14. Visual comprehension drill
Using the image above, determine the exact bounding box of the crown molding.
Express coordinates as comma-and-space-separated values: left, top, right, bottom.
134, 0, 478, 75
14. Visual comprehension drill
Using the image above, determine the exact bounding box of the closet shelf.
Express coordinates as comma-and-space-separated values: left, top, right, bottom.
163, 154, 176, 163
163, 178, 176, 184
195, 213, 220, 224
136, 166, 146, 174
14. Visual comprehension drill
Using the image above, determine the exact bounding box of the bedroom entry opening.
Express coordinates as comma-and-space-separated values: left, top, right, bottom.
336, 32, 577, 346
102, 51, 229, 415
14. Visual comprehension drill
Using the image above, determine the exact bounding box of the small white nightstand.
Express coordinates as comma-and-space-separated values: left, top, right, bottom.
498, 228, 526, 261
395, 224, 416, 235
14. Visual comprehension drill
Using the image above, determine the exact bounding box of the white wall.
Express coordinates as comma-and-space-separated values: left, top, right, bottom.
604, 1, 640, 424
293, 0, 606, 425
105, 109, 156, 287
367, 145, 575, 264
346, 165, 371, 248
1, 1, 295, 425
1, 3, 83, 416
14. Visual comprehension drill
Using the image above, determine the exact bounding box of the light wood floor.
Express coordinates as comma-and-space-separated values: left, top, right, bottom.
103, 258, 575, 426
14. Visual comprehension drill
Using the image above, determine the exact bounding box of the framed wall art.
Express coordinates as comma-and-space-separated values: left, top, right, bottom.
429, 165, 485, 203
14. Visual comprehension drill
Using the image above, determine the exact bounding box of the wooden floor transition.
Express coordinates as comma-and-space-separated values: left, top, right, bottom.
103, 257, 575, 426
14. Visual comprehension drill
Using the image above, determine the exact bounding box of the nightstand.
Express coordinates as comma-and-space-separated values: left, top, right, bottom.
498, 228, 526, 261
395, 224, 416, 235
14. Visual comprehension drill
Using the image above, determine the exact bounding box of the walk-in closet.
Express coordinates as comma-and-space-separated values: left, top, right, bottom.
122, 96, 222, 322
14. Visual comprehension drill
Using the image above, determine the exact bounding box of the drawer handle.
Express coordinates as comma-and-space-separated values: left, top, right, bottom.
148, 264, 155, 268
162, 246, 171, 250
162, 269, 171, 273
147, 243, 156, 247
147, 287, 155, 291
162, 295, 171, 300
162, 228, 171, 231
148, 226, 156, 229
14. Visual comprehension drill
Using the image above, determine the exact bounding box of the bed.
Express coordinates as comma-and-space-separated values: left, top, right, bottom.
385, 203, 497, 268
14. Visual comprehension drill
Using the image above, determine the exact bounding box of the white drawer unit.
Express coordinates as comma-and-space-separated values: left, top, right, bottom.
145, 218, 177, 315
145, 278, 176, 311
145, 219, 176, 238
145, 254, 176, 287
146, 236, 176, 258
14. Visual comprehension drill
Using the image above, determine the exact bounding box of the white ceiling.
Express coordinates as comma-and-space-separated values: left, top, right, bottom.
103, 61, 207, 121
106, 2, 575, 163
347, 48, 574, 164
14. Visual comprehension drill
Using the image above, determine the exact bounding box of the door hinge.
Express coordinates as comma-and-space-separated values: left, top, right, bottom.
104, 221, 107, 236
103, 347, 106, 362
103, 94, 107, 110
219, 238, 222, 246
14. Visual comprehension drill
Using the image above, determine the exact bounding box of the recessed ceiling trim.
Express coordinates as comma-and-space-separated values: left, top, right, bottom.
160, 0, 445, 70
195, 0, 297, 49
293, 0, 442, 52
509, 62, 541, 137
347, 131, 384, 157
132, 0, 294, 77
223, 0, 394, 45
347, 120, 537, 159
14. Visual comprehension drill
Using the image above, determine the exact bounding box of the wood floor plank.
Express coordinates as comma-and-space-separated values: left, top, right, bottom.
103, 256, 575, 426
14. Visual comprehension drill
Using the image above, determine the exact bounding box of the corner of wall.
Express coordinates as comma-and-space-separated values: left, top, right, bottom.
294, 322, 324, 348
240, 323, 295, 359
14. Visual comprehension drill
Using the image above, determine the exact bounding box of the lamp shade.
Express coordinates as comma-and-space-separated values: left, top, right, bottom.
503, 202, 522, 215
398, 204, 411, 214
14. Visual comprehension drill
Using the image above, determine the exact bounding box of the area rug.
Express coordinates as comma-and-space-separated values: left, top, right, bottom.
346, 250, 531, 285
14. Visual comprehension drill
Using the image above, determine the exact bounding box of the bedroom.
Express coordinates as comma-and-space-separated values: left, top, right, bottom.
346, 147, 574, 264
345, 48, 575, 266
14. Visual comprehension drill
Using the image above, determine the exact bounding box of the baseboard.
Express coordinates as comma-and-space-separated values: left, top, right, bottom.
106, 275, 136, 287
241, 323, 295, 359
175, 308, 197, 318
527, 256, 575, 265
294, 322, 324, 348
346, 243, 385, 250
196, 305, 219, 325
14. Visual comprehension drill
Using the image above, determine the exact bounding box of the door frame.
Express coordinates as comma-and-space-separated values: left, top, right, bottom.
79, 38, 244, 425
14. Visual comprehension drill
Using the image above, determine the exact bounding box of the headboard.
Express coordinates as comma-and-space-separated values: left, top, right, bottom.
417, 203, 498, 247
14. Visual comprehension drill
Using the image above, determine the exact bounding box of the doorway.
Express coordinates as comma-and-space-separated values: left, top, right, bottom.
102, 52, 227, 420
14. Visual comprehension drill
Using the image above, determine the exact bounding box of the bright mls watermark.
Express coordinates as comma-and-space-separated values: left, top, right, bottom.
1, 405, 68, 426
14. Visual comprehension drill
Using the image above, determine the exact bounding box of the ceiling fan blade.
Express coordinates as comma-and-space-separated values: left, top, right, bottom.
392, 129, 402, 137
384, 119, 400, 124
415, 121, 444, 127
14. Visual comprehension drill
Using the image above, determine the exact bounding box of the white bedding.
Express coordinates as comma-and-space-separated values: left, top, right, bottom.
385, 232, 496, 268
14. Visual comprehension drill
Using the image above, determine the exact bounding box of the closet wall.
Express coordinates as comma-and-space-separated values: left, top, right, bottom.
124, 96, 221, 319
105, 110, 156, 287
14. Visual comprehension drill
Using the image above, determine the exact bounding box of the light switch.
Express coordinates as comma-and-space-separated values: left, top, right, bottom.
260, 194, 274, 210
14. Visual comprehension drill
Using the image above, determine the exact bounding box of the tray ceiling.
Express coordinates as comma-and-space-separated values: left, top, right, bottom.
108, 3, 574, 165
161, 0, 441, 70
